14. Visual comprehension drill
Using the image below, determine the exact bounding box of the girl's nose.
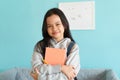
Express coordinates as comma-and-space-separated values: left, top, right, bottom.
52, 25, 57, 30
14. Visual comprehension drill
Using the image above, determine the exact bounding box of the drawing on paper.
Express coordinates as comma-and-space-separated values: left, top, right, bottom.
59, 1, 95, 30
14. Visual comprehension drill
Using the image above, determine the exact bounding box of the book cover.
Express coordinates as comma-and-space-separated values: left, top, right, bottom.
45, 47, 66, 65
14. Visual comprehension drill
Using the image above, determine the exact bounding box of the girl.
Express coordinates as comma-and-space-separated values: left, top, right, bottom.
31, 8, 80, 80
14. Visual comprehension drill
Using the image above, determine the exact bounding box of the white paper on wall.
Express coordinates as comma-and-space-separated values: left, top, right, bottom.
59, 1, 95, 30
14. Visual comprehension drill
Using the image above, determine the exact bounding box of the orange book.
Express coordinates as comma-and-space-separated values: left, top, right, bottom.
45, 47, 66, 65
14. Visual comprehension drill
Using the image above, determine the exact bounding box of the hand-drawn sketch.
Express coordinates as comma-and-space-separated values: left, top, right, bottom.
59, 1, 95, 30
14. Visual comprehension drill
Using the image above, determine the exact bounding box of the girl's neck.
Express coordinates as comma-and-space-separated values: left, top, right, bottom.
53, 37, 64, 43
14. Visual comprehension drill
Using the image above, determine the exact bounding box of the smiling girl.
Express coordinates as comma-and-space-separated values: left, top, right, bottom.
31, 8, 80, 80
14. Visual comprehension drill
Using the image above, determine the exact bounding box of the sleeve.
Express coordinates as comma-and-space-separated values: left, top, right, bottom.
31, 44, 61, 75
66, 43, 80, 75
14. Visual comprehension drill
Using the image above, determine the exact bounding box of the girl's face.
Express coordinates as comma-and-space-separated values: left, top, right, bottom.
46, 14, 64, 42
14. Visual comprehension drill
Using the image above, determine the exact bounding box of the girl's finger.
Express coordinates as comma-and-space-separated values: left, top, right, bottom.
35, 68, 40, 74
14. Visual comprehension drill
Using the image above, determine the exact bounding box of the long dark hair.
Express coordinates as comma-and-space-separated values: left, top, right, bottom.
42, 8, 75, 46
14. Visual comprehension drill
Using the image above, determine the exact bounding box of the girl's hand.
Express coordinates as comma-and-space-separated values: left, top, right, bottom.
30, 72, 38, 80
61, 65, 76, 80
30, 68, 40, 80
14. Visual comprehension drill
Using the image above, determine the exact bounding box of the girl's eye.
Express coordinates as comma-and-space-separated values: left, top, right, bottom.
56, 24, 60, 26
47, 25, 52, 28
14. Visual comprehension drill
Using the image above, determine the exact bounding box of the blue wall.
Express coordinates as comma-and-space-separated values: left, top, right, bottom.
0, 0, 120, 77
